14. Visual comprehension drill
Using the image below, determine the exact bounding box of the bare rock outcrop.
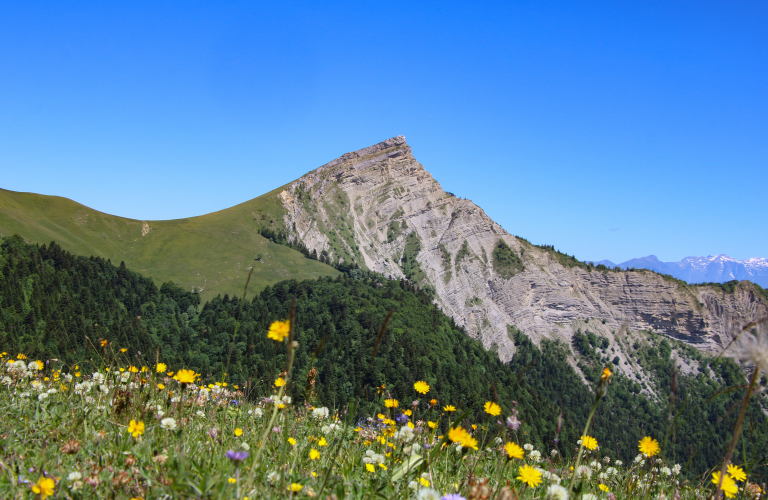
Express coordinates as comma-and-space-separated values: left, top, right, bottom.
278, 136, 768, 367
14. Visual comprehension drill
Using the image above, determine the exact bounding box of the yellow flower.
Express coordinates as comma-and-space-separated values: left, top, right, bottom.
366, 463, 375, 472
384, 399, 399, 408
100, 340, 108, 347
505, 442, 524, 460
128, 366, 139, 373
517, 464, 542, 488
581, 435, 598, 451
309, 449, 320, 460
428, 421, 437, 429
289, 483, 303, 492
75, 372, 81, 377
17, 353, 27, 360
156, 363, 167, 373
277, 403, 286, 409
638, 436, 659, 457
267, 320, 290, 342
484, 401, 501, 416
173, 369, 198, 384
403, 409, 412, 416
234, 428, 243, 437
34, 360, 44, 370
228, 477, 236, 484
414, 381, 430, 394
712, 472, 739, 498
419, 477, 430, 487
157, 383, 165, 390
601, 367, 612, 380
443, 405, 456, 412
127, 419, 145, 438
448, 426, 478, 450
141, 366, 148, 372
288, 438, 296, 446
274, 377, 285, 387
120, 348, 127, 353
31, 477, 55, 499
318, 437, 328, 446
727, 464, 747, 482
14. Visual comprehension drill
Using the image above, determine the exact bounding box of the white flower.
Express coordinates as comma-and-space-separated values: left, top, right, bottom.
120, 372, 130, 383
27, 361, 41, 371
734, 328, 768, 374
161, 417, 177, 430
1, 376, 11, 385
551, 449, 559, 457
196, 410, 205, 418
395, 426, 415, 442
574, 465, 592, 480
606, 467, 617, 476
615, 460, 623, 467
589, 460, 601, 471
281, 395, 291, 404
47, 388, 57, 394
542, 470, 561, 484
408, 481, 418, 490
634, 454, 644, 463
157, 410, 165, 418
68, 471, 82, 481
64, 373, 73, 381
582, 495, 598, 500
546, 484, 568, 500
598, 472, 608, 481
493, 436, 503, 445
524, 443, 534, 451
171, 397, 180, 403
321, 423, 339, 434
267, 471, 279, 483
85, 396, 95, 405
241, 442, 250, 450
92, 372, 105, 383
249, 408, 263, 418
312, 407, 329, 420
38, 393, 49, 401
672, 464, 682, 475
30, 380, 42, 390
602, 456, 611, 464
415, 488, 441, 500
529, 450, 542, 462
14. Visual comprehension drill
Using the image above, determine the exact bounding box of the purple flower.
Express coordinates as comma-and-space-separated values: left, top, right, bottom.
226, 450, 249, 462
395, 413, 409, 424
506, 414, 521, 431
442, 495, 466, 500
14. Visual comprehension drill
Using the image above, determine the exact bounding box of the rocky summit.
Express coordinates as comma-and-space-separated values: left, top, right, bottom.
278, 136, 768, 367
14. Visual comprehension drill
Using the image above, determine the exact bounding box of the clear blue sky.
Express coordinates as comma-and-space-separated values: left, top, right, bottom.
2, 1, 766, 263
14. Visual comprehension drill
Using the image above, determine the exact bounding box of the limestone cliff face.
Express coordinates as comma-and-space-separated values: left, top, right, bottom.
278, 136, 768, 366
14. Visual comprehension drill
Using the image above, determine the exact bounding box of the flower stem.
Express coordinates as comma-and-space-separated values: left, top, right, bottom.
714, 366, 759, 498
567, 399, 599, 499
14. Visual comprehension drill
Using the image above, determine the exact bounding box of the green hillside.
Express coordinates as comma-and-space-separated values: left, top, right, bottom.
0, 187, 338, 301
2, 235, 767, 478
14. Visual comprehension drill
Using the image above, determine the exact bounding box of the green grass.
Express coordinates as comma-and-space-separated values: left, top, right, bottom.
0, 187, 340, 302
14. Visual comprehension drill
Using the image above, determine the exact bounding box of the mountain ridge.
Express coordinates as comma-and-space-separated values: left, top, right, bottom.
592, 254, 768, 288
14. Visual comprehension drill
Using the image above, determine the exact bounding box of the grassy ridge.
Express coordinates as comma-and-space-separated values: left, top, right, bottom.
0, 187, 339, 301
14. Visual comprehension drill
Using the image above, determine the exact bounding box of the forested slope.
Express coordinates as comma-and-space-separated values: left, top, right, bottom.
1, 235, 767, 477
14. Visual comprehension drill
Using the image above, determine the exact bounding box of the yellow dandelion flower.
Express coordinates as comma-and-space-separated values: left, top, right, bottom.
234, 428, 243, 437
228, 477, 236, 484
403, 409, 412, 416
505, 442, 524, 460
289, 483, 303, 492
581, 435, 598, 451
31, 477, 55, 499
34, 360, 44, 370
638, 436, 659, 457
274, 377, 285, 387
443, 405, 456, 412
267, 320, 290, 342
288, 437, 296, 446
17, 353, 27, 360
517, 464, 542, 488
601, 367, 612, 380
173, 369, 198, 384
100, 340, 108, 347
484, 401, 501, 416
728, 464, 747, 482
157, 383, 165, 390
141, 366, 148, 372
318, 437, 328, 446
309, 449, 320, 460
128, 366, 139, 373
120, 348, 127, 353
384, 399, 399, 408
127, 419, 145, 438
599, 484, 609, 492
419, 477, 430, 487
378, 463, 387, 470
366, 463, 375, 472
156, 363, 167, 373
712, 472, 739, 498
414, 381, 430, 394
428, 421, 437, 429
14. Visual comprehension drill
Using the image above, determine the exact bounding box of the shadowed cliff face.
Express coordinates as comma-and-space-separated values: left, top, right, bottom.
278, 136, 768, 369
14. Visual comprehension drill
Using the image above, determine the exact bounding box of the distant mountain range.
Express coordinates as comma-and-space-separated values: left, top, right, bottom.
590, 255, 768, 288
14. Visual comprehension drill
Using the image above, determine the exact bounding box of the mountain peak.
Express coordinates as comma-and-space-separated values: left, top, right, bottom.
315, 136, 412, 175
